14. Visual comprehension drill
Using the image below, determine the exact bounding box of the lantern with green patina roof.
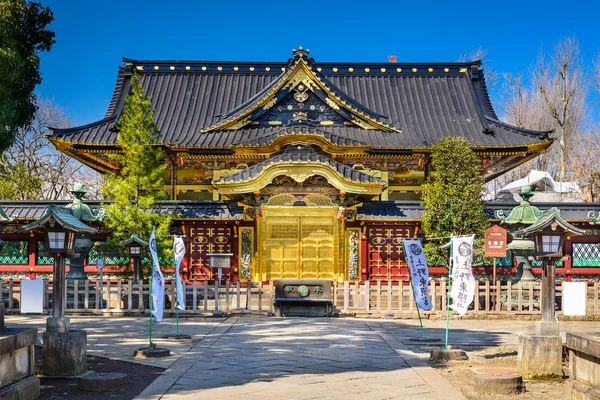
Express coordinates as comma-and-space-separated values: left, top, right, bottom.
495, 186, 542, 282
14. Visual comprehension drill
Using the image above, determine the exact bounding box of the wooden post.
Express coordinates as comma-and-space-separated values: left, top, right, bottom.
106, 279, 111, 310
138, 281, 144, 311
84, 280, 89, 310
496, 280, 501, 312
117, 280, 122, 310
73, 280, 78, 310
441, 281, 446, 311
492, 257, 497, 284
364, 281, 369, 311
8, 279, 13, 310
474, 281, 480, 312
203, 282, 208, 311
485, 281, 490, 311
236, 281, 241, 310
127, 281, 133, 310
343, 281, 349, 311
258, 281, 263, 311
376, 281, 381, 313
225, 280, 230, 311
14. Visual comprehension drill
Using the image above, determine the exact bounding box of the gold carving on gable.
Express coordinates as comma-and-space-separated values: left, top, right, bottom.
290, 173, 313, 183
325, 98, 340, 110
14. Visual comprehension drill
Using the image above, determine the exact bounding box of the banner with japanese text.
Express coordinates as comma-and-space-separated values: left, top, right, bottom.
402, 239, 433, 311
450, 235, 475, 315
149, 228, 165, 322
173, 236, 186, 311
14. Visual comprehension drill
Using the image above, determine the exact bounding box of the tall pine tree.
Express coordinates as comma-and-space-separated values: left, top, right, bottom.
421, 136, 489, 265
101, 72, 172, 275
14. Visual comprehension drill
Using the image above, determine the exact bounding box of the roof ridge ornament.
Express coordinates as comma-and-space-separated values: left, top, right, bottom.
292, 46, 310, 59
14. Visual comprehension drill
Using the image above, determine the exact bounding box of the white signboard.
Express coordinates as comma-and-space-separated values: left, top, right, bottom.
563, 282, 587, 316
20, 279, 44, 314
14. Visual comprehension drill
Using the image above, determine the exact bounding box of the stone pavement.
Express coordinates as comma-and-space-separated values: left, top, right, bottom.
139, 317, 465, 400
6, 314, 225, 368
6, 314, 599, 399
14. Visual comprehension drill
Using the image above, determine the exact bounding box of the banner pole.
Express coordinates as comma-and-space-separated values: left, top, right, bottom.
402, 241, 426, 339
445, 239, 453, 350
149, 272, 153, 350
411, 279, 426, 339
175, 288, 180, 337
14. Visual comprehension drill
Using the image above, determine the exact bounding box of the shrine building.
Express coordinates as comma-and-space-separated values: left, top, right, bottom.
6, 47, 598, 282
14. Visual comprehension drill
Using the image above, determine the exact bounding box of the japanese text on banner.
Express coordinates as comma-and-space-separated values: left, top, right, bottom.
402, 238, 432, 311
450, 235, 475, 316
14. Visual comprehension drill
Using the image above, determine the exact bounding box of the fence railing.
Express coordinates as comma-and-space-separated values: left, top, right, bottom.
1, 279, 599, 316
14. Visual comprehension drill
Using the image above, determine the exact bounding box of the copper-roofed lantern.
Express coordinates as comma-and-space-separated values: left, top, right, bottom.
496, 186, 542, 282
120, 234, 148, 284
513, 206, 585, 379
22, 204, 97, 377
514, 207, 585, 334
23, 205, 97, 330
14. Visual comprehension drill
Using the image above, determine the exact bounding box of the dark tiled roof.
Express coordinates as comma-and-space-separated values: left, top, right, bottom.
22, 205, 97, 233
357, 201, 600, 222
0, 200, 243, 221
235, 126, 368, 148
50, 56, 551, 150
215, 147, 386, 185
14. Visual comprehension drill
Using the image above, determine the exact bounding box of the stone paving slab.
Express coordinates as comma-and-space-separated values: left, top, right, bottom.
6, 315, 226, 369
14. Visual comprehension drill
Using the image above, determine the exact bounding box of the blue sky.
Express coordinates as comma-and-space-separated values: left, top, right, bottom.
38, 0, 600, 126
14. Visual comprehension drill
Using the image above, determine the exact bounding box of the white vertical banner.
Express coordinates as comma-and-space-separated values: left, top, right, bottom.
450, 235, 476, 315
402, 238, 433, 311
149, 228, 165, 322
173, 236, 186, 311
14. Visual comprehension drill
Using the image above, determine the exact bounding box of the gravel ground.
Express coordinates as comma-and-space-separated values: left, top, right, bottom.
35, 347, 164, 400
408, 344, 566, 400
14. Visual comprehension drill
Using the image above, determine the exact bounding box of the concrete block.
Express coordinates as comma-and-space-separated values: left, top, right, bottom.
565, 332, 600, 399
473, 374, 524, 395
430, 349, 468, 361
517, 334, 562, 379
133, 347, 170, 358
565, 379, 600, 400
0, 329, 37, 390
42, 330, 87, 377
0, 374, 40, 400
79, 372, 128, 392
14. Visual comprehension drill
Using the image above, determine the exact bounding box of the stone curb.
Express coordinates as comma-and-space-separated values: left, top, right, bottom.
134, 317, 238, 400
365, 322, 467, 400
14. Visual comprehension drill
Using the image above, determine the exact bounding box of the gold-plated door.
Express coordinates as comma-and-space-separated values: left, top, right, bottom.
266, 220, 299, 279
300, 220, 334, 279
260, 207, 340, 281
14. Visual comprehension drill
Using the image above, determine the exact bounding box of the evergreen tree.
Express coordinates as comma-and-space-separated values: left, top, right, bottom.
0, 0, 55, 153
421, 136, 489, 265
101, 73, 172, 276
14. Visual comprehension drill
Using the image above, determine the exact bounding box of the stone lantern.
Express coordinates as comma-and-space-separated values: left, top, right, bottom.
495, 186, 542, 282
120, 234, 148, 284
513, 206, 585, 379
23, 204, 97, 377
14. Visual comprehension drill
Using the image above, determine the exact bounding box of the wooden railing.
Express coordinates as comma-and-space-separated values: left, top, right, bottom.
333, 280, 600, 315
1, 279, 599, 316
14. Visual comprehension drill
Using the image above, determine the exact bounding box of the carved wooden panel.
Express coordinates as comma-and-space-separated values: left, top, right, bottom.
189, 225, 234, 280
367, 226, 412, 281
